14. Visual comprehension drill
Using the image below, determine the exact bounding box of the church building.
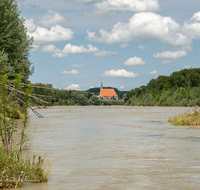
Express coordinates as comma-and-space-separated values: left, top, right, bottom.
99, 82, 118, 99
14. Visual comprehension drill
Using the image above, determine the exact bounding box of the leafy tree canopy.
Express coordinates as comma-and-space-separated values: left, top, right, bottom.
0, 0, 34, 82
125, 68, 200, 104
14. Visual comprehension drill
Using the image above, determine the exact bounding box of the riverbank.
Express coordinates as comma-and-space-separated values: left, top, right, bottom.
0, 147, 50, 189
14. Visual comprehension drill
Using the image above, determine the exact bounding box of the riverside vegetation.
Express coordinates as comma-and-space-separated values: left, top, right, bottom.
124, 68, 200, 126
124, 68, 200, 107
29, 83, 126, 106
0, 0, 50, 188
168, 108, 200, 126
0, 75, 50, 189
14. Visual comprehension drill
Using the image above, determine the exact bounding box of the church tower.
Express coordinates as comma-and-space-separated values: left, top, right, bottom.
100, 82, 103, 92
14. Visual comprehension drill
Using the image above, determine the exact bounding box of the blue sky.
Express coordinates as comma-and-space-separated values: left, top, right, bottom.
17, 0, 200, 91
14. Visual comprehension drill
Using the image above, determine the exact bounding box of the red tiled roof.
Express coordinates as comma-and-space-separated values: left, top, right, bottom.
100, 89, 117, 97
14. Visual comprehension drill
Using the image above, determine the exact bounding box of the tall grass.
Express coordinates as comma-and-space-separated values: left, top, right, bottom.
168, 108, 200, 126
0, 147, 50, 188
0, 74, 50, 188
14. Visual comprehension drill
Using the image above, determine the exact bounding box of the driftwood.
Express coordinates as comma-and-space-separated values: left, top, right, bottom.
0, 82, 49, 118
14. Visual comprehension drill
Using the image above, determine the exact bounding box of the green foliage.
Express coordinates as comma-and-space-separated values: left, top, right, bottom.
0, 0, 34, 82
0, 75, 50, 188
126, 68, 200, 107
71, 91, 88, 105
90, 95, 101, 105
0, 148, 49, 188
30, 83, 90, 106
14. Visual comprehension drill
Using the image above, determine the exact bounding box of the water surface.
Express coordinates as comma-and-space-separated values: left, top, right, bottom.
18, 106, 200, 190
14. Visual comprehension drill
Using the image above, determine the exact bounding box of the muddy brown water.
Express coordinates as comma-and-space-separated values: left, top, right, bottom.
14, 106, 200, 190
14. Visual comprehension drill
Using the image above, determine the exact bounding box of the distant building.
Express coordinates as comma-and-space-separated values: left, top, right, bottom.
99, 82, 118, 99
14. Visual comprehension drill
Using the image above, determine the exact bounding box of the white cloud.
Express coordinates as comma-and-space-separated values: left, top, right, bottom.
86, 12, 191, 47
120, 86, 124, 89
138, 45, 149, 50
52, 43, 99, 58
93, 50, 118, 57
102, 69, 138, 78
124, 56, 146, 66
41, 44, 57, 53
65, 84, 80, 90
25, 18, 37, 33
153, 51, 187, 59
28, 25, 74, 43
72, 64, 86, 68
120, 43, 130, 48
42, 43, 117, 58
61, 70, 79, 74
36, 10, 65, 27
183, 12, 200, 39
92, 0, 160, 14
161, 59, 174, 65
149, 70, 157, 74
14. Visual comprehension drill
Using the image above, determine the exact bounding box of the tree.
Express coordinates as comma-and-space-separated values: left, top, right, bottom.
0, 0, 34, 82
71, 91, 88, 105
90, 95, 100, 105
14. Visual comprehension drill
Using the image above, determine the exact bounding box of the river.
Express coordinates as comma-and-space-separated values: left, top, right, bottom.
16, 106, 200, 190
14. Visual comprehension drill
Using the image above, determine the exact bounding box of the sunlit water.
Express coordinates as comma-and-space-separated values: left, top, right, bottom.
15, 106, 200, 190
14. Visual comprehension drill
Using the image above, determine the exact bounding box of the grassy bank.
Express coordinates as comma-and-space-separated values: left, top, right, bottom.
0, 147, 50, 189
168, 108, 200, 126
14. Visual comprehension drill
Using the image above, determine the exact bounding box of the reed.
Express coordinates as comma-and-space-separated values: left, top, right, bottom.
168, 108, 200, 126
0, 147, 50, 189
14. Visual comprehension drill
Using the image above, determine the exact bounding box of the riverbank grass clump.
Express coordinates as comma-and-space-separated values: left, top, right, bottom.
0, 147, 50, 189
168, 108, 200, 126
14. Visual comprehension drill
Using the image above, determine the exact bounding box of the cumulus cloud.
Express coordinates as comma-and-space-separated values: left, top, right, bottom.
86, 12, 191, 47
91, 0, 160, 15
120, 86, 124, 89
149, 70, 157, 74
65, 84, 80, 90
41, 44, 57, 53
124, 56, 146, 66
138, 45, 149, 50
153, 51, 187, 59
93, 50, 118, 57
102, 69, 138, 78
36, 10, 65, 27
28, 25, 74, 43
183, 12, 200, 39
25, 18, 37, 33
52, 44, 99, 58
41, 43, 117, 58
72, 64, 86, 68
120, 43, 130, 48
61, 70, 79, 74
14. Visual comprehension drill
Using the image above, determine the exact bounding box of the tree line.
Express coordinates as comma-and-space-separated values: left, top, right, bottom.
124, 68, 200, 107
30, 83, 126, 106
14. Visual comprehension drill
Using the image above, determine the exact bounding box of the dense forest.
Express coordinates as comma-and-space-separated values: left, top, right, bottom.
125, 68, 200, 107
